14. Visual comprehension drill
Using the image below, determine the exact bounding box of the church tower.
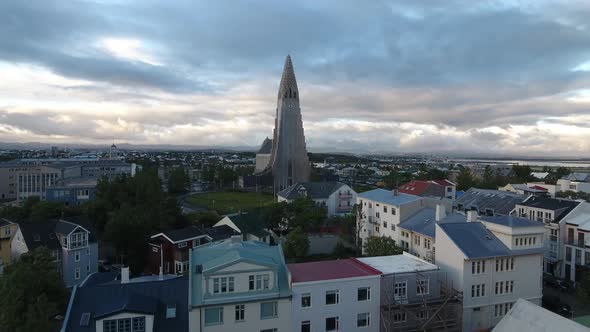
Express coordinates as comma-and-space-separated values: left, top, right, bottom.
268, 55, 311, 192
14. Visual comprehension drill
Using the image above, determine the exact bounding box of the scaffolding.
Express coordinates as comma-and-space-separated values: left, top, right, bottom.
380, 269, 463, 332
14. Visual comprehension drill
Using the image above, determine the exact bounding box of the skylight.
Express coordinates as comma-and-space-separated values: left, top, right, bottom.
166, 304, 176, 319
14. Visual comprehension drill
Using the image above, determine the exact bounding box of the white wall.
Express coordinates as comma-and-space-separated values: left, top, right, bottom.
10, 228, 28, 261
291, 276, 381, 332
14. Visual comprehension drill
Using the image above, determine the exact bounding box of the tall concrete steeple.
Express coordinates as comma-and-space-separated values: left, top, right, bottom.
269, 55, 311, 192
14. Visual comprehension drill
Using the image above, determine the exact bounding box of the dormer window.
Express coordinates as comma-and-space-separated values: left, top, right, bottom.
166, 304, 177, 319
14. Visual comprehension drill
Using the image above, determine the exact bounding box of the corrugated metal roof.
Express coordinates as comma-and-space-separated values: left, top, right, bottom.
358, 189, 422, 207
438, 222, 512, 259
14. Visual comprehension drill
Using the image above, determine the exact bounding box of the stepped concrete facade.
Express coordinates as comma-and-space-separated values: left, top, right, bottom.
254, 55, 311, 192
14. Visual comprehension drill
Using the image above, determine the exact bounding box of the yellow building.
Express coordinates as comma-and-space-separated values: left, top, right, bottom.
0, 219, 17, 265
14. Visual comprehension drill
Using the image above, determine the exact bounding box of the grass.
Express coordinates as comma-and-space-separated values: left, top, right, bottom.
185, 191, 274, 214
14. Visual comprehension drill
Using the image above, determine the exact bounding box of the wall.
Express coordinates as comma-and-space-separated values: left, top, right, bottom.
96, 312, 154, 332
10, 228, 28, 262
62, 241, 98, 287
292, 276, 380, 332
0, 223, 17, 265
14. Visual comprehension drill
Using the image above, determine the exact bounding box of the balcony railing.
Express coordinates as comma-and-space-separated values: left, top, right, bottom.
565, 239, 586, 248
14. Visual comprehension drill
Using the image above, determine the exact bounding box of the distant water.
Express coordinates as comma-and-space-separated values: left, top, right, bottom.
451, 159, 590, 168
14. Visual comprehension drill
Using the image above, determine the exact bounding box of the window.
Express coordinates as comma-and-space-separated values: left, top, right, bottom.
204, 307, 224, 325
260, 301, 278, 319
326, 290, 339, 305
104, 320, 117, 332
212, 277, 234, 294
249, 274, 270, 290
235, 304, 245, 322
392, 312, 407, 323
301, 293, 311, 308
506, 280, 514, 294
472, 260, 485, 274
391, 208, 396, 215
166, 304, 176, 319
384, 206, 387, 213
326, 317, 339, 331
357, 312, 370, 327
132, 317, 145, 332
417, 279, 429, 295
118, 318, 131, 332
416, 310, 428, 320
260, 329, 277, 332
178, 241, 187, 248
75, 268, 80, 280
394, 281, 407, 300
383, 221, 387, 228
566, 247, 572, 261
357, 287, 370, 301
75, 252, 80, 262
301, 320, 311, 332
495, 258, 514, 271
494, 302, 514, 317
424, 238, 431, 250
471, 284, 486, 298
414, 235, 420, 246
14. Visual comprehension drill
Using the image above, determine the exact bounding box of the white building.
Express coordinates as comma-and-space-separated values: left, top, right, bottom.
277, 181, 357, 217
188, 238, 291, 332
288, 258, 381, 332
560, 201, 590, 283
435, 214, 544, 332
557, 173, 590, 194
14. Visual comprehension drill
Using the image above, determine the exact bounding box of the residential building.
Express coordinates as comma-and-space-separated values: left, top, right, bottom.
288, 258, 381, 332
277, 181, 357, 217
61, 271, 188, 332
214, 212, 276, 244
356, 189, 424, 249
515, 196, 581, 275
46, 178, 98, 206
454, 188, 527, 216
492, 298, 589, 332
498, 183, 548, 197
188, 238, 291, 332
11, 218, 99, 287
560, 201, 590, 282
358, 253, 463, 332
398, 180, 456, 200
0, 218, 17, 265
558, 173, 590, 194
435, 216, 544, 332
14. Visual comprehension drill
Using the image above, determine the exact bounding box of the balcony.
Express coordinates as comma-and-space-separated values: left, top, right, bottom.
338, 192, 353, 199
367, 216, 379, 225
565, 239, 586, 248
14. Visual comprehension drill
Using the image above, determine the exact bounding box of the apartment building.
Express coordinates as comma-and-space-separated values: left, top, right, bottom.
435, 216, 544, 332
560, 201, 590, 283
188, 238, 291, 332
356, 189, 424, 248
358, 253, 463, 332
398, 179, 456, 200
277, 181, 357, 217
288, 258, 381, 332
557, 172, 590, 194
515, 196, 580, 276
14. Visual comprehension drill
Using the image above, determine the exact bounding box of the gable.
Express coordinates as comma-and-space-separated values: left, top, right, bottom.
213, 261, 271, 273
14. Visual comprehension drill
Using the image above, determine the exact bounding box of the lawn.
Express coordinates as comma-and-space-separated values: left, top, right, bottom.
185, 191, 275, 214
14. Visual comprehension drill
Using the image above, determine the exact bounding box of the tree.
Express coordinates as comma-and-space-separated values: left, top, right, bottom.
577, 272, 590, 305
0, 247, 68, 332
187, 210, 221, 228
282, 227, 310, 261
363, 236, 403, 257
480, 166, 497, 189
168, 167, 189, 194
457, 167, 475, 191
512, 165, 533, 182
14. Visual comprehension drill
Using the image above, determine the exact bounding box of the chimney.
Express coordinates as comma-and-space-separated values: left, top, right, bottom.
393, 188, 399, 196
435, 204, 446, 222
467, 210, 478, 222
121, 266, 130, 284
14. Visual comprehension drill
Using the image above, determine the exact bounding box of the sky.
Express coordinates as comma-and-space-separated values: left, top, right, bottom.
1, 0, 590, 156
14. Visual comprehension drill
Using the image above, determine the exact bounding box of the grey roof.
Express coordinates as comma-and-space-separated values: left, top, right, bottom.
518, 196, 579, 216
224, 211, 269, 238
358, 189, 422, 207
63, 275, 188, 332
455, 188, 526, 215
155, 226, 207, 243
509, 184, 546, 193
563, 172, 590, 182
0, 218, 14, 227
257, 137, 273, 154
399, 209, 467, 238
438, 222, 512, 259
204, 224, 237, 241
54, 220, 85, 236
18, 221, 61, 251
479, 215, 544, 228
277, 181, 346, 200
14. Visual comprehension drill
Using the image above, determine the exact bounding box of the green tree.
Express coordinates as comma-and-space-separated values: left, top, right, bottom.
480, 166, 497, 189
457, 167, 475, 191
187, 210, 221, 228
363, 236, 403, 257
282, 227, 310, 261
577, 272, 590, 305
168, 167, 189, 194
0, 247, 67, 332
512, 165, 533, 182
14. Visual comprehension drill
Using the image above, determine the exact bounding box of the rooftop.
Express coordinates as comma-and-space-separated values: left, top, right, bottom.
358, 188, 422, 207
277, 181, 347, 200
151, 225, 208, 243
518, 196, 580, 219
288, 258, 380, 283
257, 137, 272, 154
438, 222, 512, 259
492, 299, 588, 332
399, 208, 466, 238
357, 252, 439, 274
398, 180, 434, 196
455, 188, 526, 215
479, 215, 544, 228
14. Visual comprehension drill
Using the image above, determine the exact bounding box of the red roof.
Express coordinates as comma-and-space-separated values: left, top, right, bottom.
398, 180, 432, 196
288, 258, 381, 283
431, 179, 455, 187
530, 185, 548, 191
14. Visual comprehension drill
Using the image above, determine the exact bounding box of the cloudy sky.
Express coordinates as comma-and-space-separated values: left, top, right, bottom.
1, 0, 590, 156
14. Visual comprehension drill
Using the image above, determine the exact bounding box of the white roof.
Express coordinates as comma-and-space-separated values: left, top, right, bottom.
357, 252, 439, 274
492, 299, 589, 332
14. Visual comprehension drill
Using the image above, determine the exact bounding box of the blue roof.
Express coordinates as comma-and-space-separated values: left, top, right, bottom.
438, 222, 512, 259
358, 189, 422, 206
479, 215, 544, 228
63, 275, 188, 332
189, 239, 290, 307
399, 209, 468, 238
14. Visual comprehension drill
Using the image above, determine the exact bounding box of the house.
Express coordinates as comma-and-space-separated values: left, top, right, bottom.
435, 216, 544, 332
356, 189, 424, 249
188, 238, 291, 332
492, 298, 589, 332
398, 180, 456, 200
288, 258, 381, 332
559, 201, 590, 283
558, 172, 590, 194
0, 218, 17, 266
515, 196, 581, 276
276, 181, 357, 217
148, 226, 215, 276
46, 178, 98, 206
11, 218, 98, 287
213, 212, 275, 244
358, 253, 463, 331
61, 270, 188, 332
498, 183, 548, 197
454, 188, 527, 216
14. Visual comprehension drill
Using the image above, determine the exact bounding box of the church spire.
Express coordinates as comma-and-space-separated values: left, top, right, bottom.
278, 54, 299, 100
